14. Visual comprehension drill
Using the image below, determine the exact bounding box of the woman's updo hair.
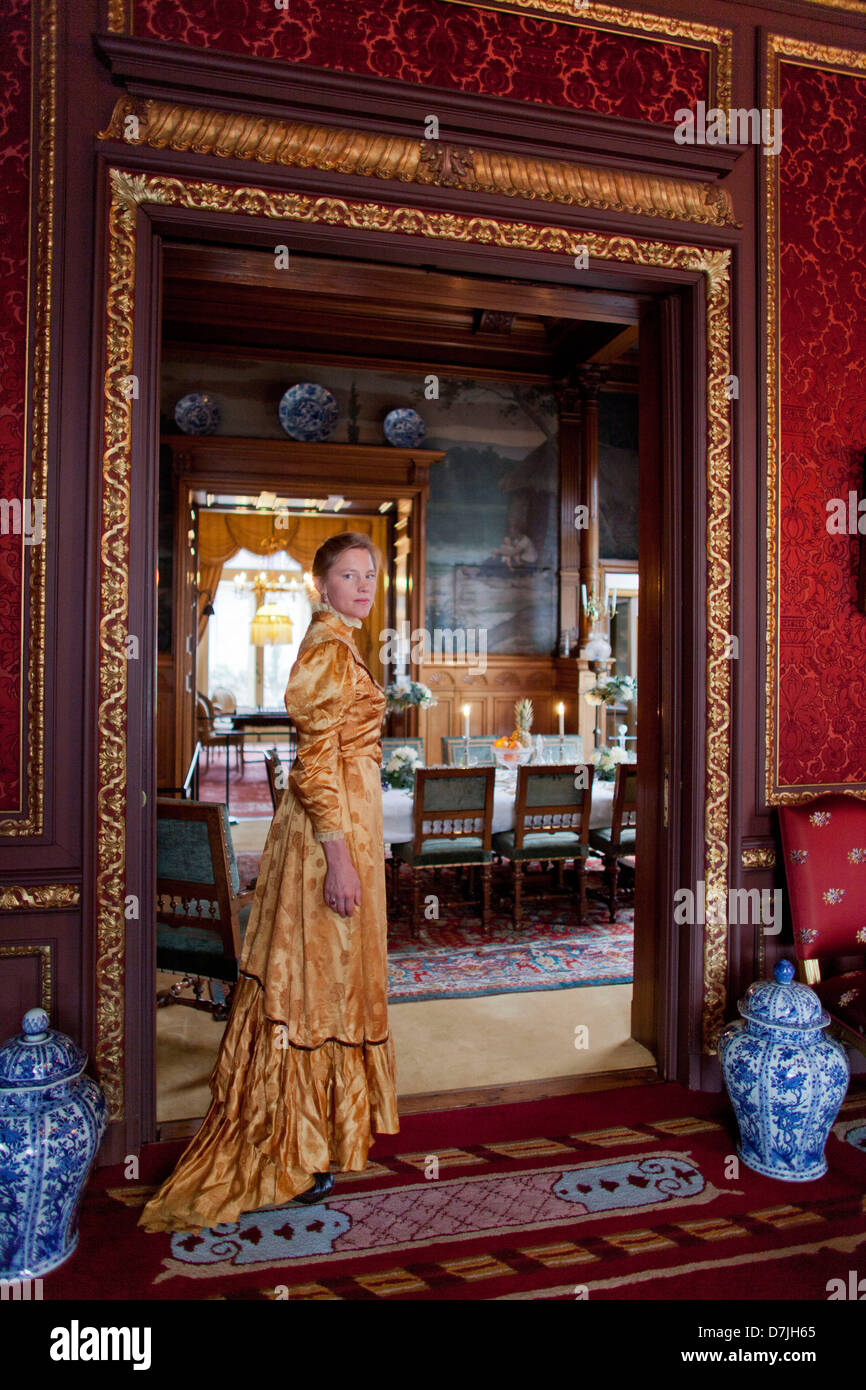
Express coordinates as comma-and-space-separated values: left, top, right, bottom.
312, 531, 381, 586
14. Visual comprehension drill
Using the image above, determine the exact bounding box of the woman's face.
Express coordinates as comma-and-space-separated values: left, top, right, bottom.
320, 547, 377, 621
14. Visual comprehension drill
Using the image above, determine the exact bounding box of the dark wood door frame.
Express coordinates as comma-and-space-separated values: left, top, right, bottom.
109, 198, 712, 1159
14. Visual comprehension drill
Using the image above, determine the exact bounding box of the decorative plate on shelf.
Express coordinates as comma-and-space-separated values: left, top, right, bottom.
278, 383, 339, 442
383, 407, 426, 448
174, 392, 221, 435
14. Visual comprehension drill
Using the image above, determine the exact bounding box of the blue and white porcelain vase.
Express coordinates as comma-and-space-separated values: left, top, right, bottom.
0, 1008, 106, 1279
718, 960, 849, 1182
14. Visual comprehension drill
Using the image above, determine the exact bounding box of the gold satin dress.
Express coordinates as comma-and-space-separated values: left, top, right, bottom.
139, 604, 399, 1233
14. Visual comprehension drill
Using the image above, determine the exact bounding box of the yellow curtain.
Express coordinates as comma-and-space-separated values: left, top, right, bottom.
197, 512, 387, 680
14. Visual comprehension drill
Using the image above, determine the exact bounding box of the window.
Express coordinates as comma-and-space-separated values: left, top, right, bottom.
205, 548, 312, 708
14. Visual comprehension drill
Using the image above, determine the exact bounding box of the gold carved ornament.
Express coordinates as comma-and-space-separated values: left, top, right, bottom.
0, 883, 79, 911
99, 98, 737, 229
97, 168, 734, 1121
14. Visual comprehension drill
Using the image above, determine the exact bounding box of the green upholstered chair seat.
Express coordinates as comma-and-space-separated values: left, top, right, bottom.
157, 802, 242, 895
589, 826, 636, 851
391, 835, 492, 866
492, 829, 591, 860
156, 902, 252, 982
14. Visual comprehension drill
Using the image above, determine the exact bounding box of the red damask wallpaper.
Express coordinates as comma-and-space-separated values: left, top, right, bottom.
0, 0, 29, 809
777, 62, 866, 787
131, 0, 710, 124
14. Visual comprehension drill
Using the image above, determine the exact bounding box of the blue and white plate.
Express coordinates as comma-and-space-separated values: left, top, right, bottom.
279, 383, 339, 442
174, 392, 220, 435
383, 408, 426, 449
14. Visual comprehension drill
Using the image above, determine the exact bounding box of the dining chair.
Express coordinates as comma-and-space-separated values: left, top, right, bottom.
492, 764, 594, 926
389, 766, 496, 934
263, 748, 286, 812
209, 685, 238, 715
441, 735, 498, 765
589, 762, 638, 921
155, 798, 256, 1019
778, 793, 866, 1058
196, 691, 245, 771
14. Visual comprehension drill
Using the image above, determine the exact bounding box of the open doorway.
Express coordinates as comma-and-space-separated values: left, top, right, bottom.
149, 241, 657, 1137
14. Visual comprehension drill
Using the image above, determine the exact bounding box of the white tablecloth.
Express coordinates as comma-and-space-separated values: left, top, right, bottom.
381, 776, 614, 844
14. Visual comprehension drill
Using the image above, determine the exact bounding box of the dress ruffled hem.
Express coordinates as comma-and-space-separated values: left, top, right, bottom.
138, 976, 399, 1235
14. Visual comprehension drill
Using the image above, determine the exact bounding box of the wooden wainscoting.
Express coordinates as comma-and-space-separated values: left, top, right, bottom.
414, 655, 607, 759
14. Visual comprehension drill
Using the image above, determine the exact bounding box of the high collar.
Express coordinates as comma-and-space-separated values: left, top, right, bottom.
311, 598, 363, 630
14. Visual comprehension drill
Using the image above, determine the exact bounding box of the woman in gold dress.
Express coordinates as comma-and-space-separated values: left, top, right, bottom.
140, 533, 399, 1233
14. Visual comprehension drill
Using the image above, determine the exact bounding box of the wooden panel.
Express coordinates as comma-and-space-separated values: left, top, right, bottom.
0, 944, 51, 1040
420, 655, 600, 758
156, 654, 175, 788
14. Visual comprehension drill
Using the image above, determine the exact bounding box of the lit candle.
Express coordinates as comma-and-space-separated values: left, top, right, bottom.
462, 703, 471, 738
557, 701, 565, 737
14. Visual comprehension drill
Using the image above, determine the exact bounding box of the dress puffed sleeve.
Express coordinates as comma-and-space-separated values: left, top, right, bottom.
283, 638, 355, 842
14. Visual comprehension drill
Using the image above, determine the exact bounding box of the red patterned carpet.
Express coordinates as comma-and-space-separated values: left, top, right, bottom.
47, 1082, 866, 1301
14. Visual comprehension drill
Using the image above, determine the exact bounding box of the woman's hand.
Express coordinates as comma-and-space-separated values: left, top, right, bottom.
322, 839, 362, 918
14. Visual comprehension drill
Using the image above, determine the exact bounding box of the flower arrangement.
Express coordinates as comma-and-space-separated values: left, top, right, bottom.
384, 680, 437, 715
588, 745, 636, 781
382, 745, 424, 789
584, 674, 637, 707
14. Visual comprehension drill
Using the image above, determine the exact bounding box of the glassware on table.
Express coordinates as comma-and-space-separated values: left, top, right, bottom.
493, 743, 532, 791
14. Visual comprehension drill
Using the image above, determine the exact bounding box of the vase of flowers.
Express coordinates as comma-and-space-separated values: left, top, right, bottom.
588, 746, 636, 782
383, 680, 437, 716
585, 674, 637, 708
382, 745, 424, 789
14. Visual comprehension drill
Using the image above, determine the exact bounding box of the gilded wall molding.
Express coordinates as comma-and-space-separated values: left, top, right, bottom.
763, 35, 866, 807
1, 0, 56, 836
97, 166, 732, 1117
0, 943, 52, 1011
741, 847, 776, 870
98, 98, 737, 229
0, 882, 80, 911
93, 169, 140, 1120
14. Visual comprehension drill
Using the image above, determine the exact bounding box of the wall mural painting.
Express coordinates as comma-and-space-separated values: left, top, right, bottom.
160, 358, 559, 654
422, 381, 558, 656
599, 391, 639, 562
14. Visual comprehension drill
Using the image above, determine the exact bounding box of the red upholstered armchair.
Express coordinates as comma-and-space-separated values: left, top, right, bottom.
778, 794, 866, 1057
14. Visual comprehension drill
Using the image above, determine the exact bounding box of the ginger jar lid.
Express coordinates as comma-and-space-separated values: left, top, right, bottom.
0, 1008, 86, 1089
738, 960, 828, 1031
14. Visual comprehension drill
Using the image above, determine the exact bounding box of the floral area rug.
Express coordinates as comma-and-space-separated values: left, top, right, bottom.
234, 853, 634, 1003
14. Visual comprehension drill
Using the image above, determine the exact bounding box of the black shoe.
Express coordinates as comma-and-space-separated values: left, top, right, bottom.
291, 1171, 334, 1205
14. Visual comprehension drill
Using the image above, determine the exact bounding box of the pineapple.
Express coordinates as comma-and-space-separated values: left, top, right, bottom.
513, 697, 534, 749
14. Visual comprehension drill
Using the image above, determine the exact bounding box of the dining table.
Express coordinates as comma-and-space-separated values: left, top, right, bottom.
381, 771, 615, 844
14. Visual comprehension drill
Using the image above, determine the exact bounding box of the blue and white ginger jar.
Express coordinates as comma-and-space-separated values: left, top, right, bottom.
719, 960, 849, 1182
0, 1008, 106, 1278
